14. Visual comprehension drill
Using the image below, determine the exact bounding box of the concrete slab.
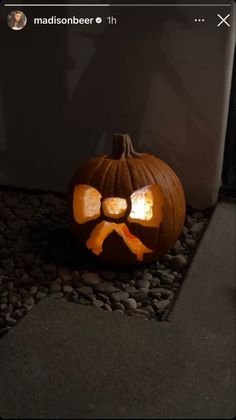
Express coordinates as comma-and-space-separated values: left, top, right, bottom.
0, 201, 235, 419
169, 201, 236, 329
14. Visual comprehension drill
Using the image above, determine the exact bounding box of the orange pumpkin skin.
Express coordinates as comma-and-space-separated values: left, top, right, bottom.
67, 134, 186, 267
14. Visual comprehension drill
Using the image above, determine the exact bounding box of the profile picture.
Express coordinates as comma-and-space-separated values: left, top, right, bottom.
7, 10, 27, 31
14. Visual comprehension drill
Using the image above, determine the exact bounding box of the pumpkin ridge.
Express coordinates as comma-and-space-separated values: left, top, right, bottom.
142, 158, 174, 246
115, 159, 133, 198
167, 167, 185, 237
97, 159, 115, 195
87, 157, 108, 187
149, 155, 185, 228
103, 158, 118, 198
141, 158, 164, 185
150, 157, 185, 244
126, 156, 150, 190
113, 160, 119, 198
125, 158, 136, 193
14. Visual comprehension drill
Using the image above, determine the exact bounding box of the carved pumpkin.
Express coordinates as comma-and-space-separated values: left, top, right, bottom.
67, 134, 185, 266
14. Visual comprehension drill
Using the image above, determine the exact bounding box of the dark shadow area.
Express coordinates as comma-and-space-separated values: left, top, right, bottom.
222, 47, 236, 196
0, 3, 195, 191
0, 5, 69, 188
66, 7, 192, 169
27, 215, 104, 272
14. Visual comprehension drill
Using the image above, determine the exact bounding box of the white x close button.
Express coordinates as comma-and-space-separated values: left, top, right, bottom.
217, 13, 230, 27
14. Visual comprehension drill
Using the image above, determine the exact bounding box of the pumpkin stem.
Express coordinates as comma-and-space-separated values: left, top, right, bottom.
111, 134, 143, 159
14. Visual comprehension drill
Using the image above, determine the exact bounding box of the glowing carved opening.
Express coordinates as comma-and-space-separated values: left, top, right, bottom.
102, 197, 127, 219
86, 221, 152, 261
73, 184, 101, 224
73, 183, 164, 261
128, 184, 164, 227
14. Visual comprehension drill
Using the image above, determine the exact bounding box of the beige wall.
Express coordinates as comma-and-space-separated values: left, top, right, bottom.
0, 1, 235, 209
137, 4, 236, 208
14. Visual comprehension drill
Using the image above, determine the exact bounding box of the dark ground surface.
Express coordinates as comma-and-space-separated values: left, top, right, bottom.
0, 201, 235, 419
0, 187, 211, 336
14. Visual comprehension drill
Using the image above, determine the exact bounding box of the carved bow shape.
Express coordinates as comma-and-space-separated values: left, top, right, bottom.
73, 184, 164, 261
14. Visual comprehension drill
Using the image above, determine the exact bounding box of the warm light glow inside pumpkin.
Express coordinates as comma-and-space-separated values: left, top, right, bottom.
102, 197, 127, 218
128, 184, 164, 227
73, 183, 164, 261
73, 184, 101, 224
129, 187, 153, 220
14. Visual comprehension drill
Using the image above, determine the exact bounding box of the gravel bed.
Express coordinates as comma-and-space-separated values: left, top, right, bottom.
0, 188, 213, 337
